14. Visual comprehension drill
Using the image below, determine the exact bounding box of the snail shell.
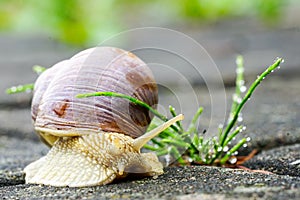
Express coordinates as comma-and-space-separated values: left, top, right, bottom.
24, 46, 184, 187
31, 47, 158, 146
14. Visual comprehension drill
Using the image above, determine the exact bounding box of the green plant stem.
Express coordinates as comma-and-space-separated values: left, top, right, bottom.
161, 138, 190, 148
209, 58, 282, 165
223, 126, 243, 147
76, 91, 180, 133
169, 105, 183, 132
143, 144, 160, 151
77, 91, 167, 120
6, 83, 34, 94
32, 65, 47, 74
220, 138, 247, 165
170, 146, 186, 165
220, 58, 282, 147
230, 55, 244, 116
185, 107, 203, 136
157, 149, 169, 156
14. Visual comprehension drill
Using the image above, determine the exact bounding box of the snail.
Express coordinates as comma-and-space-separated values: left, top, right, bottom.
24, 46, 184, 187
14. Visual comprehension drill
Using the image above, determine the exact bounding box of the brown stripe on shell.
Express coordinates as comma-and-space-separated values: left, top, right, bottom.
53, 99, 70, 117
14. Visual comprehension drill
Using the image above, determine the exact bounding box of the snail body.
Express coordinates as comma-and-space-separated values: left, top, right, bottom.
24, 47, 183, 187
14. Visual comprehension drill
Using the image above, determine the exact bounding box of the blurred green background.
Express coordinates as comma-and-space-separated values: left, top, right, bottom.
0, 0, 289, 46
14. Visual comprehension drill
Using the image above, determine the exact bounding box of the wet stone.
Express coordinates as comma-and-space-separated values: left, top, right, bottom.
0, 166, 299, 199
244, 143, 300, 177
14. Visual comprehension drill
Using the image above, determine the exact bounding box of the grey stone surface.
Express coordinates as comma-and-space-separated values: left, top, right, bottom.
0, 137, 47, 171
0, 165, 299, 199
244, 144, 300, 177
0, 108, 37, 141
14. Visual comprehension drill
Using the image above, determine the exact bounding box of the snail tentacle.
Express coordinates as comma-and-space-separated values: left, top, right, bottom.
133, 114, 184, 151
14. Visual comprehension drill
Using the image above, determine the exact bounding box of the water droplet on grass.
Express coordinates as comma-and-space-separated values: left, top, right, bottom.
233, 94, 242, 103
223, 146, 229, 152
238, 116, 243, 122
236, 67, 244, 74
240, 86, 247, 93
229, 157, 237, 164
17, 85, 23, 90
10, 87, 17, 93
239, 80, 245, 85
246, 137, 251, 142
243, 143, 248, 148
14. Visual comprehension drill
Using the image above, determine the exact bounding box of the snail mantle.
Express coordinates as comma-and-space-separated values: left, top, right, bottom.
24, 46, 184, 187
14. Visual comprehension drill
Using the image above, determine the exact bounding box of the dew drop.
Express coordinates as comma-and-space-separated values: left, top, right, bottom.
10, 87, 17, 92
262, 77, 266, 80
236, 68, 244, 74
223, 146, 229, 152
17, 85, 23, 90
278, 66, 281, 69
201, 156, 207, 163
232, 94, 238, 101
217, 147, 223, 152
233, 151, 239, 155
240, 86, 247, 93
229, 157, 237, 164
242, 126, 247, 131
243, 143, 248, 148
232, 137, 236, 141
271, 70, 274, 73
246, 137, 251, 142
238, 116, 243, 122
281, 59, 285, 63
165, 154, 172, 166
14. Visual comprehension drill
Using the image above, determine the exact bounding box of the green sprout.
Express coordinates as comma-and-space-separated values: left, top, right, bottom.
7, 57, 283, 166
6, 65, 46, 94
76, 56, 283, 165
